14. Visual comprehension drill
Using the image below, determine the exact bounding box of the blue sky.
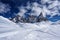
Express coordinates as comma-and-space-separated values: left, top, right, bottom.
0, 0, 60, 22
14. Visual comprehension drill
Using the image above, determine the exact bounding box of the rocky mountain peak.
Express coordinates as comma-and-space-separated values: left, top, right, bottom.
9, 13, 48, 23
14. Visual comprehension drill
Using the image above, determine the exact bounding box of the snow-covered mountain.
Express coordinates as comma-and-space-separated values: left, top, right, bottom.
9, 13, 48, 23
0, 16, 60, 40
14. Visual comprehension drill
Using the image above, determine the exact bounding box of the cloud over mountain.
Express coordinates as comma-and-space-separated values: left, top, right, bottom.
18, 0, 60, 18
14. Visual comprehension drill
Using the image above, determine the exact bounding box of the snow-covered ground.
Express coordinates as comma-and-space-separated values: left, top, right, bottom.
0, 16, 20, 39
0, 16, 60, 40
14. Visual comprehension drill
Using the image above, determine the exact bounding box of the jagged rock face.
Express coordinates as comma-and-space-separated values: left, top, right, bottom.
37, 13, 48, 22
28, 15, 37, 23
9, 13, 48, 23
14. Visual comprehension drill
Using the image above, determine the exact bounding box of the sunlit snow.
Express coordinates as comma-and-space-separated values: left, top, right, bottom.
0, 16, 60, 40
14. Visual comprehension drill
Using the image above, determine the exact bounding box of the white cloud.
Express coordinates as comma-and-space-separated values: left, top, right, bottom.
18, 0, 60, 17
47, 0, 58, 9
0, 2, 10, 14
18, 6, 27, 16
18, 2, 42, 16
30, 2, 42, 16
41, 0, 50, 4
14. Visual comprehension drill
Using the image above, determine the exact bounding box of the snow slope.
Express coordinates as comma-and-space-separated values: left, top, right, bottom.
0, 16, 60, 40
16, 22, 60, 40
0, 16, 20, 38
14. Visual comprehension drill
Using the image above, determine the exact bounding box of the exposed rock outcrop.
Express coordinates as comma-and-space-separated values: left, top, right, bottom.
9, 13, 48, 23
